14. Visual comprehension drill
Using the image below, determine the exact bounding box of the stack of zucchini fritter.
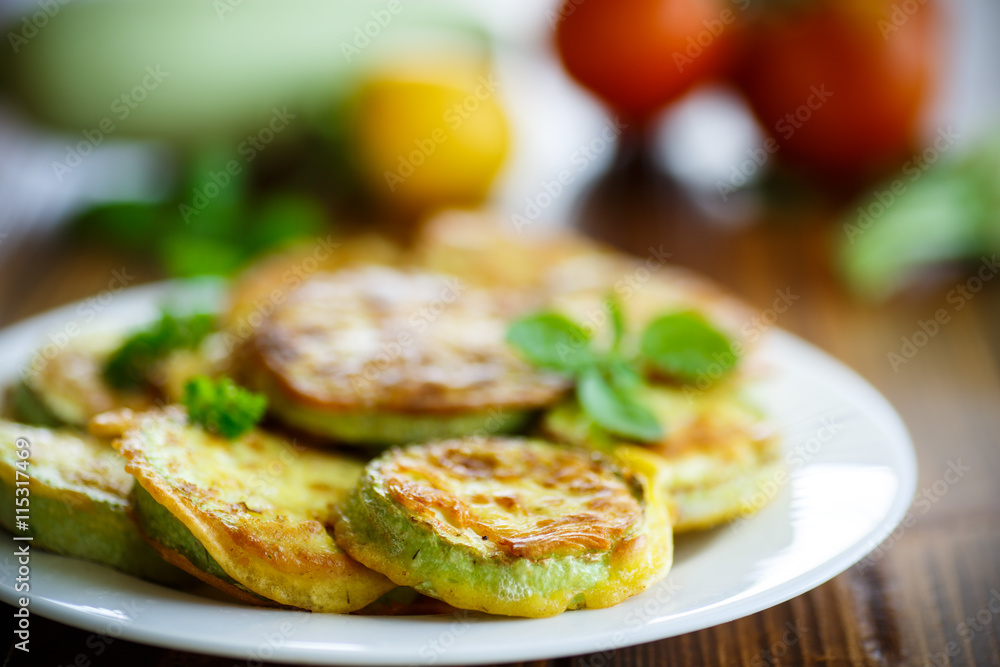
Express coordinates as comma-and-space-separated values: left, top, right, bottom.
0, 212, 781, 617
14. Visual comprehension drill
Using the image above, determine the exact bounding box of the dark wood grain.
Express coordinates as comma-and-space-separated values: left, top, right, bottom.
2, 187, 999, 666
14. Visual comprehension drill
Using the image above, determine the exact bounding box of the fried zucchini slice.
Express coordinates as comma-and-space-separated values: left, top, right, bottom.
410, 209, 615, 291
542, 381, 782, 532
224, 233, 401, 335
245, 267, 568, 446
105, 408, 395, 612
16, 336, 154, 427
412, 211, 761, 355
155, 333, 235, 403
15, 329, 232, 427
334, 437, 672, 618
0, 420, 190, 584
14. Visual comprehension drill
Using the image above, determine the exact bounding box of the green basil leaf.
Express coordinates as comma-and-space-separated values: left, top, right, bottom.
507, 312, 594, 372
607, 294, 625, 352
606, 355, 641, 392
577, 368, 663, 443
641, 311, 737, 383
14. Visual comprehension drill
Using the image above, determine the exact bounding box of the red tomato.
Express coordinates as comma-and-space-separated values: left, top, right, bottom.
732, 1, 939, 179
555, 0, 735, 124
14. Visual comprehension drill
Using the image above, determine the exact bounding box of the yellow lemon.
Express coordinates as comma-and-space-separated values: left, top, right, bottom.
352, 66, 510, 213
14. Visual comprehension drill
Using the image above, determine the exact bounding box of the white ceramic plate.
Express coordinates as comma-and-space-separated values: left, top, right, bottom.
0, 281, 915, 666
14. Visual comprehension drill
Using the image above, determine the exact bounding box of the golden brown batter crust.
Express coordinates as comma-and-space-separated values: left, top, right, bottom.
251, 267, 569, 414
381, 439, 642, 560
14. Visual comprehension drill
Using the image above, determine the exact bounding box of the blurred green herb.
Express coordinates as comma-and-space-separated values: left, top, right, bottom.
72, 149, 328, 278
183, 376, 267, 439
839, 131, 1000, 300
104, 312, 216, 390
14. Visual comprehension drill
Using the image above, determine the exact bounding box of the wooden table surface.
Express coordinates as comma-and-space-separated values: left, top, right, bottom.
1, 179, 999, 667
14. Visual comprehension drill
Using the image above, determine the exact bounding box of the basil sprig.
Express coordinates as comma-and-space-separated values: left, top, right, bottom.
507, 300, 737, 443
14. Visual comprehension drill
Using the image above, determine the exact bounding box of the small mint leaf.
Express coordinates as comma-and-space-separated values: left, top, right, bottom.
507, 312, 595, 372
577, 368, 663, 443
607, 294, 625, 352
641, 311, 737, 383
